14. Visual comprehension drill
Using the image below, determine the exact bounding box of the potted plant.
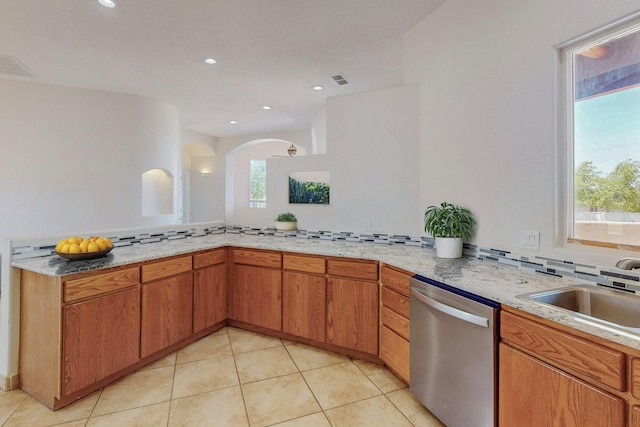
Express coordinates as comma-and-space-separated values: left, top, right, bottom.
423, 202, 476, 258
275, 212, 298, 231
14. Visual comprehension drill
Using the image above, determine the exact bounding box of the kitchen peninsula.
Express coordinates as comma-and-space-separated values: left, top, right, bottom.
12, 232, 640, 425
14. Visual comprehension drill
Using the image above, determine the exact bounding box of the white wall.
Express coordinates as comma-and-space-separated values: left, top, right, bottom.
266, 85, 421, 234
0, 79, 182, 240
218, 129, 313, 224
311, 108, 327, 154
404, 0, 640, 265
327, 85, 421, 234
180, 129, 222, 223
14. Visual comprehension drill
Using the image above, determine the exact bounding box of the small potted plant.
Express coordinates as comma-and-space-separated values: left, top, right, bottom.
423, 202, 476, 258
275, 212, 298, 231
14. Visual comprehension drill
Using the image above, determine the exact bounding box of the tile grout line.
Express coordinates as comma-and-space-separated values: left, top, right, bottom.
227, 327, 252, 427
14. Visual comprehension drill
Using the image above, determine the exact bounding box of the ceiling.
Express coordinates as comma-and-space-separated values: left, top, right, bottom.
0, 0, 443, 137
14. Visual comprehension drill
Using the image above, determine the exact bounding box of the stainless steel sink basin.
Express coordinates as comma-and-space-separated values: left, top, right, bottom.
517, 285, 640, 331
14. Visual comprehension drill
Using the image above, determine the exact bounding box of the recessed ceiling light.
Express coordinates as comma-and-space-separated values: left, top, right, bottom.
313, 85, 323, 91
98, 0, 116, 8
204, 58, 217, 65
229, 120, 237, 124
262, 105, 272, 110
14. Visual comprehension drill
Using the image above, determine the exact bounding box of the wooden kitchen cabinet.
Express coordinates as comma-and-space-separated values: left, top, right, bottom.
140, 256, 193, 358
62, 287, 140, 396
20, 266, 141, 409
326, 258, 379, 355
500, 307, 628, 427
379, 264, 413, 383
282, 253, 326, 341
229, 248, 282, 331
499, 343, 625, 427
193, 249, 227, 333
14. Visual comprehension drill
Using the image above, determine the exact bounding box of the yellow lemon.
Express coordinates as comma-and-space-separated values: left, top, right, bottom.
87, 242, 100, 253
55, 239, 66, 252
60, 243, 71, 253
79, 240, 90, 252
103, 237, 113, 249
69, 244, 81, 253
96, 238, 107, 251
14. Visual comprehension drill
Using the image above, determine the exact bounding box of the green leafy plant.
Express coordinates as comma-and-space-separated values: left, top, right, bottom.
424, 202, 476, 240
276, 212, 297, 222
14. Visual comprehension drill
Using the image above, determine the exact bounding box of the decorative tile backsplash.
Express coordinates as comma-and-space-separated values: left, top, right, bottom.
11, 223, 640, 293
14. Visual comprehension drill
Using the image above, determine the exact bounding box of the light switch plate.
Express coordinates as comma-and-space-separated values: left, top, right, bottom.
519, 229, 540, 251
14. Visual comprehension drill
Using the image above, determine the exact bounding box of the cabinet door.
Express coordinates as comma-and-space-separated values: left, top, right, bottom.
499, 343, 625, 427
283, 271, 326, 341
631, 405, 640, 427
62, 287, 140, 396
379, 325, 409, 383
230, 264, 282, 331
193, 263, 227, 333
326, 277, 379, 355
141, 272, 193, 358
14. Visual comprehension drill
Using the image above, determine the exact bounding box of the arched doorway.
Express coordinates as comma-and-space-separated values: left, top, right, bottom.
225, 139, 305, 225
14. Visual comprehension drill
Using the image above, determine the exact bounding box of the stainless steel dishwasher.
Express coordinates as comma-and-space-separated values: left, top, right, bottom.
410, 276, 499, 427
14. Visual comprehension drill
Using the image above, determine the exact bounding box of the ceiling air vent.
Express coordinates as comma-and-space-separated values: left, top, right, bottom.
0, 55, 34, 77
331, 74, 349, 86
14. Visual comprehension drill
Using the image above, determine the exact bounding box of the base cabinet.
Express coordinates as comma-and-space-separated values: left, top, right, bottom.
499, 343, 625, 427
141, 272, 193, 358
326, 277, 379, 355
62, 287, 140, 396
19, 267, 141, 409
283, 271, 326, 341
379, 265, 412, 383
193, 249, 227, 333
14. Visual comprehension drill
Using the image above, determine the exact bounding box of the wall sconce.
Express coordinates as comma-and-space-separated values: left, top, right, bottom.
287, 144, 297, 157
200, 172, 212, 178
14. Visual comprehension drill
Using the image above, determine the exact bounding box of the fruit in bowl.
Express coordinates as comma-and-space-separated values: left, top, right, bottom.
55, 236, 113, 260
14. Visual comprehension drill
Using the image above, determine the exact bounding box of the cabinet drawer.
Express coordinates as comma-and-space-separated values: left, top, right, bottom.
380, 325, 409, 383
381, 265, 413, 297
381, 287, 409, 318
64, 267, 140, 303
381, 306, 409, 340
327, 258, 378, 281
283, 254, 325, 274
142, 256, 192, 283
193, 248, 227, 269
232, 248, 281, 268
501, 311, 626, 391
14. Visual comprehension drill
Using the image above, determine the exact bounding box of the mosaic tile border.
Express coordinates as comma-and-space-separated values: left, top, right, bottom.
10, 225, 227, 261
11, 224, 640, 292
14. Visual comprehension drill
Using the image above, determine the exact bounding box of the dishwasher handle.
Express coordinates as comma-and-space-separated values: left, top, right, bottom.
411, 287, 489, 328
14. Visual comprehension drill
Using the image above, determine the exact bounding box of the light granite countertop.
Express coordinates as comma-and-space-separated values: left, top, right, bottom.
12, 233, 640, 351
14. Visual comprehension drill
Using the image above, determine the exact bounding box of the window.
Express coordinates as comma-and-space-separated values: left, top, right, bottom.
249, 160, 266, 208
566, 18, 640, 250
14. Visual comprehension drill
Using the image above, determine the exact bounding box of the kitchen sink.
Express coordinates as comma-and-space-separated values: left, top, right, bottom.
517, 284, 640, 332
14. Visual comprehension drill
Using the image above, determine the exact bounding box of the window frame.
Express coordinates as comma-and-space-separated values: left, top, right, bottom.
249, 159, 267, 208
562, 14, 640, 252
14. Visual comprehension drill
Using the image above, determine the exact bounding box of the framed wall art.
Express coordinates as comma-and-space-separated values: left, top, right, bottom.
288, 171, 330, 204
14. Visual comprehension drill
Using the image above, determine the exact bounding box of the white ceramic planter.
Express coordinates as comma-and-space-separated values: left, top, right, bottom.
435, 237, 463, 258
274, 221, 297, 231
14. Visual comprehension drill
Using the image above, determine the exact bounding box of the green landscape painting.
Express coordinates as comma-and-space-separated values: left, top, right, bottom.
289, 171, 330, 204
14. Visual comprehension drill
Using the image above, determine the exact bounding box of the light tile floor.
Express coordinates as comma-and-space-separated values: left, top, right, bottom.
0, 327, 445, 427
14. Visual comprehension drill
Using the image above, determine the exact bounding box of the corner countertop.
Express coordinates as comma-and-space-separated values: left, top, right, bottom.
12, 233, 640, 351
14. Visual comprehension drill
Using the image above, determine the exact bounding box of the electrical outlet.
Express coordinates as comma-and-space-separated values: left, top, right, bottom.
519, 230, 540, 251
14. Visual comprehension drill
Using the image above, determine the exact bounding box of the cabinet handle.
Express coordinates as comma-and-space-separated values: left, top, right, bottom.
411, 287, 489, 328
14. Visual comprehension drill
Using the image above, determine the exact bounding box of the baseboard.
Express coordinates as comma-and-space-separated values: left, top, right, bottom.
1, 373, 19, 391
